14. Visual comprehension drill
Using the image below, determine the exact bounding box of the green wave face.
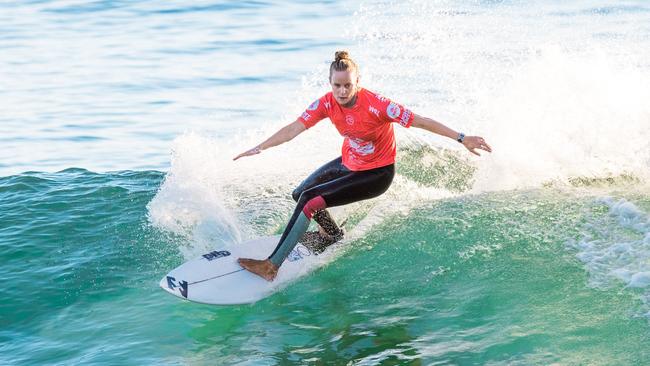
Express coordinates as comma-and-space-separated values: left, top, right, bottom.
2, 169, 649, 365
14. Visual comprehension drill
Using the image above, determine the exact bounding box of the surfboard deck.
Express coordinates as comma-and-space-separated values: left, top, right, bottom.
159, 235, 338, 305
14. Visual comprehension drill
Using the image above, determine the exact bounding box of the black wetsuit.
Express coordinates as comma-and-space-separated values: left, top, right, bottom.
268, 157, 395, 266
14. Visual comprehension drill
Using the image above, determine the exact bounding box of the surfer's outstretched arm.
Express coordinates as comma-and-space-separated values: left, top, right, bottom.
411, 114, 492, 156
233, 119, 306, 160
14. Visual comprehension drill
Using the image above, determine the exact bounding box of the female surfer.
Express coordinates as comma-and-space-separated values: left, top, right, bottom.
233, 51, 492, 281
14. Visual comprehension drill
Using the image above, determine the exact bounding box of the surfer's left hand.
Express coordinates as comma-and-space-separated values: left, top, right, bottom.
462, 136, 492, 156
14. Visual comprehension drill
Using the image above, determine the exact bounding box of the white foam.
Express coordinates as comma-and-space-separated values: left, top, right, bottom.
569, 197, 650, 316
348, 1, 650, 192
629, 272, 650, 289
146, 133, 244, 256
473, 47, 650, 191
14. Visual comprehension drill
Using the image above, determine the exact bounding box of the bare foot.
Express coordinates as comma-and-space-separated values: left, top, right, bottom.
237, 258, 278, 281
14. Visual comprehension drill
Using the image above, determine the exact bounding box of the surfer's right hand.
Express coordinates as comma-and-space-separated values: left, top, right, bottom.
233, 146, 262, 161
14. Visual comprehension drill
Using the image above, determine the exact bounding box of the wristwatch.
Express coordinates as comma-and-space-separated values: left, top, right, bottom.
457, 132, 465, 143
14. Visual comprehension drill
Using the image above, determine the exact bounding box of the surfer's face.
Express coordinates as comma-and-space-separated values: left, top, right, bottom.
330, 70, 359, 106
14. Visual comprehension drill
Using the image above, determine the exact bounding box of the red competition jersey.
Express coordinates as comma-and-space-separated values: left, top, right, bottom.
298, 88, 414, 171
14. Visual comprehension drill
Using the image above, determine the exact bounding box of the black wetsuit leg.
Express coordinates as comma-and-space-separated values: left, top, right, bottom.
268, 160, 395, 266
314, 164, 395, 207
291, 157, 350, 202
292, 157, 350, 236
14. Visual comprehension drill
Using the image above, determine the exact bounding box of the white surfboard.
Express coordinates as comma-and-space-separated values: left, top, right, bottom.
159, 235, 338, 305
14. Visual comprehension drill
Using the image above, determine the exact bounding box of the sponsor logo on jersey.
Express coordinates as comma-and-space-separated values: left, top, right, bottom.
307, 99, 319, 111
301, 111, 311, 121
387, 102, 401, 119
375, 94, 388, 102
324, 102, 331, 110
399, 109, 412, 126
368, 106, 380, 117
348, 138, 375, 156
345, 114, 355, 125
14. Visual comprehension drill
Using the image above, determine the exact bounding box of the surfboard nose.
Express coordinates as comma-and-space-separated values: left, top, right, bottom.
159, 276, 173, 294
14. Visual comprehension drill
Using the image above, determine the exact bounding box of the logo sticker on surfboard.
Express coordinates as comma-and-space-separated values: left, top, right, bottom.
166, 276, 188, 298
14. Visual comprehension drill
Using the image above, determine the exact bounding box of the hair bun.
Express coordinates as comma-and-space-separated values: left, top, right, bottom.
334, 50, 350, 62
329, 50, 358, 79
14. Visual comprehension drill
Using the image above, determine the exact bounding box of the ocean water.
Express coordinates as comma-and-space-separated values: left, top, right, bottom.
2, 0, 650, 365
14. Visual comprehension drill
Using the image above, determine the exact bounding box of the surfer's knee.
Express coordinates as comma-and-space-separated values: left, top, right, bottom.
291, 187, 302, 202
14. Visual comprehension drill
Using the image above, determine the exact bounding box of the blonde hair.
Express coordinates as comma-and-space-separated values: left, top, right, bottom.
329, 50, 359, 80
